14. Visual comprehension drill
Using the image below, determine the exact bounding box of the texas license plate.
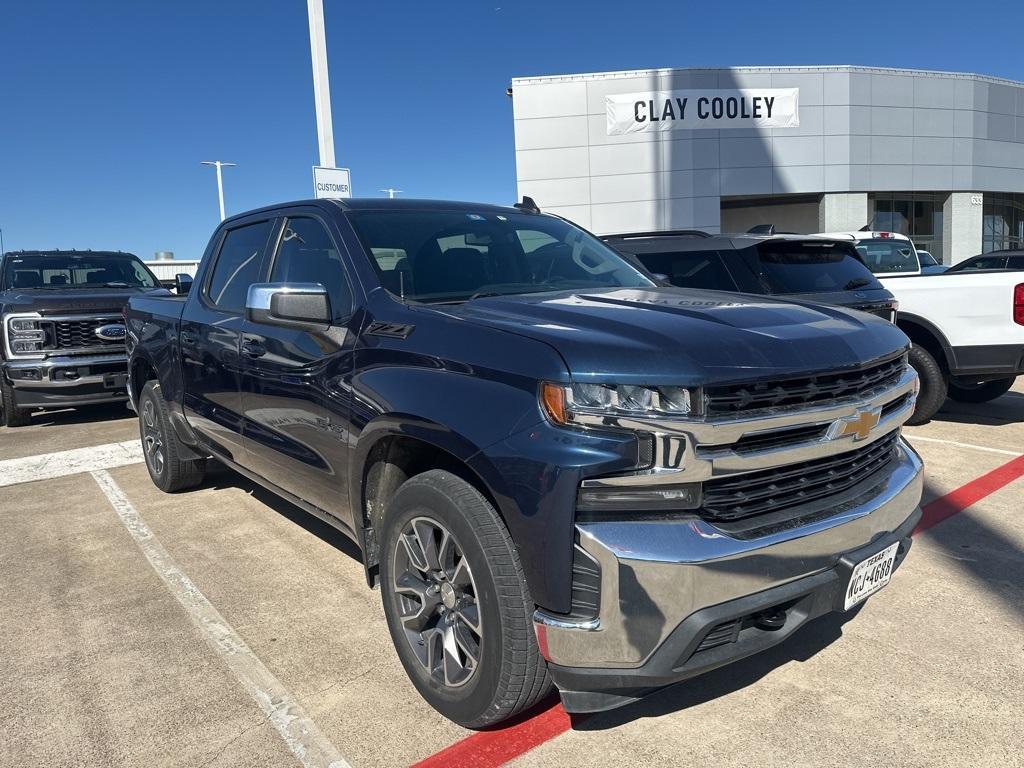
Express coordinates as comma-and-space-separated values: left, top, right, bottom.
844, 542, 900, 611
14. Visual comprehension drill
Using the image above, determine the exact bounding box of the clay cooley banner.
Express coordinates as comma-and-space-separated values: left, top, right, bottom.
607, 88, 799, 135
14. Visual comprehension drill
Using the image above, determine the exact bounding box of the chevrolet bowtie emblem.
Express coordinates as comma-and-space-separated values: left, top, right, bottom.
831, 407, 882, 441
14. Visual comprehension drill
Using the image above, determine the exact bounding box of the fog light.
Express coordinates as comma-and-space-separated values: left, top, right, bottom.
577, 483, 702, 512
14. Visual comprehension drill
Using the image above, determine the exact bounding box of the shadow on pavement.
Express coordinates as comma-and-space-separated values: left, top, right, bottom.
25, 401, 135, 428
573, 607, 856, 731
932, 390, 1024, 427
199, 460, 364, 563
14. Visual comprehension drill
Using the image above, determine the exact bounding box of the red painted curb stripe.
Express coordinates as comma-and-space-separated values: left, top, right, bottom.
914, 453, 1024, 535
410, 701, 572, 768
412, 451, 1024, 768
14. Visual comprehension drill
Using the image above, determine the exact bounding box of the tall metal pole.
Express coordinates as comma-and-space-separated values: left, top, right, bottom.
0, 227, 5, 256
380, 188, 403, 199
307, 0, 336, 168
201, 161, 237, 221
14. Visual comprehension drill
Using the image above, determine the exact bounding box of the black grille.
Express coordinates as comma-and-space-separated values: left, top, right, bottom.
46, 318, 123, 350
695, 619, 741, 652
701, 432, 900, 522
705, 355, 906, 416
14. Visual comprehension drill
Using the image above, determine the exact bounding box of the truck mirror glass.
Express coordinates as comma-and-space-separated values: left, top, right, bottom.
174, 273, 193, 295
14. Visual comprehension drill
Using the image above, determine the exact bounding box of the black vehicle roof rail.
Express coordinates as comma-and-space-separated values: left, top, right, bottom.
601, 229, 712, 241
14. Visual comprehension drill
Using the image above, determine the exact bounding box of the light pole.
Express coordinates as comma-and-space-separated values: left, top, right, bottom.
200, 161, 236, 221
306, 0, 336, 168
380, 188, 403, 199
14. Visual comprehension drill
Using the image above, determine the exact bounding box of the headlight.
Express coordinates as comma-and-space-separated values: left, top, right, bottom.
6, 316, 46, 354
541, 381, 697, 426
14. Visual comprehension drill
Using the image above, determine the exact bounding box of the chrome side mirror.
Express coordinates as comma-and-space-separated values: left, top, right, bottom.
246, 283, 331, 328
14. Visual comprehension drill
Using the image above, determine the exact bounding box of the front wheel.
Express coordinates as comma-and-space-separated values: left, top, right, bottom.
379, 470, 551, 728
948, 376, 1016, 403
0, 377, 32, 428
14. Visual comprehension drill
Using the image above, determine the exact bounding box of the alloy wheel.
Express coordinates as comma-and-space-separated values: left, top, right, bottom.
142, 398, 166, 476
392, 516, 482, 688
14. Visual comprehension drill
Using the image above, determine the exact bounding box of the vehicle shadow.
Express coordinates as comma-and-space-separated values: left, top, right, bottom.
930, 390, 1024, 427
572, 608, 854, 731
25, 401, 135, 427
199, 461, 364, 563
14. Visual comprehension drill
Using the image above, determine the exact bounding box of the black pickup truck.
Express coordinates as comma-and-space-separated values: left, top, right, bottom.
126, 198, 924, 727
0, 249, 163, 427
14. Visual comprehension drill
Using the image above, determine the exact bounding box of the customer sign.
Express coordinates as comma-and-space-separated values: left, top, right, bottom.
607, 88, 799, 135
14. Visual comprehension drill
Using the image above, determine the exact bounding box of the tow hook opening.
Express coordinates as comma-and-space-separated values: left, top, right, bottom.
753, 607, 787, 631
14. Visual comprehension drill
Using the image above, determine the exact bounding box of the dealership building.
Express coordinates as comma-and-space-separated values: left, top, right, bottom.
511, 66, 1024, 264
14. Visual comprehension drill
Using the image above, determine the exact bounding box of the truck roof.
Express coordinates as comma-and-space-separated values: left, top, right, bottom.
2, 249, 139, 259
221, 198, 534, 225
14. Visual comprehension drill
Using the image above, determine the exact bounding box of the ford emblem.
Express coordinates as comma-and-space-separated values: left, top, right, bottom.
95, 323, 127, 342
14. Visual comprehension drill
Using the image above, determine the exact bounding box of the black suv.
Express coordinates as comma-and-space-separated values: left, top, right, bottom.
603, 230, 898, 322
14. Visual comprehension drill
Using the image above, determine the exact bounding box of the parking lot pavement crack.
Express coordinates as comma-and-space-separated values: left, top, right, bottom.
311, 664, 381, 701
89, 469, 353, 768
200, 714, 267, 768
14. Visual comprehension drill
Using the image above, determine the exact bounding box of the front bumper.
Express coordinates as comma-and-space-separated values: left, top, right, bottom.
535, 437, 923, 713
3, 354, 129, 408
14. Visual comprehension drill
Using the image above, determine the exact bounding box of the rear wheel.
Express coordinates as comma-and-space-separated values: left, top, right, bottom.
948, 376, 1016, 404
379, 470, 551, 728
0, 378, 32, 428
906, 345, 947, 426
138, 380, 207, 492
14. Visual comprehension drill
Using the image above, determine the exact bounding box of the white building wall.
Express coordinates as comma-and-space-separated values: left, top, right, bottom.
512, 66, 1024, 255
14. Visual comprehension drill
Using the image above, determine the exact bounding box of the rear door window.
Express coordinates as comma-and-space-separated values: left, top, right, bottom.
206, 221, 274, 312
755, 242, 883, 294
853, 239, 919, 274
1008, 255, 1024, 269
634, 250, 738, 291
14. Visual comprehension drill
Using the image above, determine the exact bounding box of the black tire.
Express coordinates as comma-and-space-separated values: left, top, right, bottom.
947, 376, 1016, 404
138, 380, 207, 492
0, 377, 32, 428
906, 345, 947, 426
379, 470, 551, 728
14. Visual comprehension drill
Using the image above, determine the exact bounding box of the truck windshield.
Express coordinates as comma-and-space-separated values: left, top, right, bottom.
853, 239, 920, 274
1, 253, 159, 290
755, 242, 883, 294
346, 209, 654, 302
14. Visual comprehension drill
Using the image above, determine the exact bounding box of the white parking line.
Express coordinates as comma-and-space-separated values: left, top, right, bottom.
90, 469, 351, 768
0, 440, 143, 487
905, 434, 1023, 458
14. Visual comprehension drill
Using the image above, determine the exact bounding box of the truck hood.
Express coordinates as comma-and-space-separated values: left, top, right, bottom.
0, 287, 166, 315
446, 287, 909, 385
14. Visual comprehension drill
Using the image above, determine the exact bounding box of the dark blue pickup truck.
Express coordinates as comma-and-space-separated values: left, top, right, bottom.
126, 198, 924, 727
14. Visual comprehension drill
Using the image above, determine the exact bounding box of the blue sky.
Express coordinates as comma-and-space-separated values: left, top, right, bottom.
1, 0, 1021, 261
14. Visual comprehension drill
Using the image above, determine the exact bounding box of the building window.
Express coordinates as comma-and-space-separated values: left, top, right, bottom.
982, 194, 1024, 254
868, 193, 944, 263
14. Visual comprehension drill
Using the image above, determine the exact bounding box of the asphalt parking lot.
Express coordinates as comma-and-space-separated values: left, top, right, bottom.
2, 386, 1023, 768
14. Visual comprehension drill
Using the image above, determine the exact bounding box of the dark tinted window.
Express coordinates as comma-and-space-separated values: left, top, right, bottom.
1, 253, 158, 290
633, 250, 737, 291
853, 239, 919, 273
206, 221, 273, 312
269, 217, 352, 320
918, 250, 938, 267
347, 210, 651, 302
948, 255, 1007, 272
1008, 255, 1024, 269
756, 242, 883, 294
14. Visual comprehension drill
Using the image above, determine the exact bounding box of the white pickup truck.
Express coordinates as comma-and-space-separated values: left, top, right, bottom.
818, 230, 1024, 423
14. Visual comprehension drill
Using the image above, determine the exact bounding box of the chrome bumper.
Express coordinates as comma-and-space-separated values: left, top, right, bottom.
535, 437, 923, 669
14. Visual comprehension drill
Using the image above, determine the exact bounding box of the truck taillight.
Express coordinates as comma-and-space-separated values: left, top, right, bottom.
1015, 283, 1024, 326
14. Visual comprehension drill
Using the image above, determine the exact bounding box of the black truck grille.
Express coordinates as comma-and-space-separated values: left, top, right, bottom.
701, 432, 900, 522
704, 355, 906, 416
46, 318, 123, 350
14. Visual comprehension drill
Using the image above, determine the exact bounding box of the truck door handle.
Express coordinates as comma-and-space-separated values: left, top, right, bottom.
241, 337, 266, 358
